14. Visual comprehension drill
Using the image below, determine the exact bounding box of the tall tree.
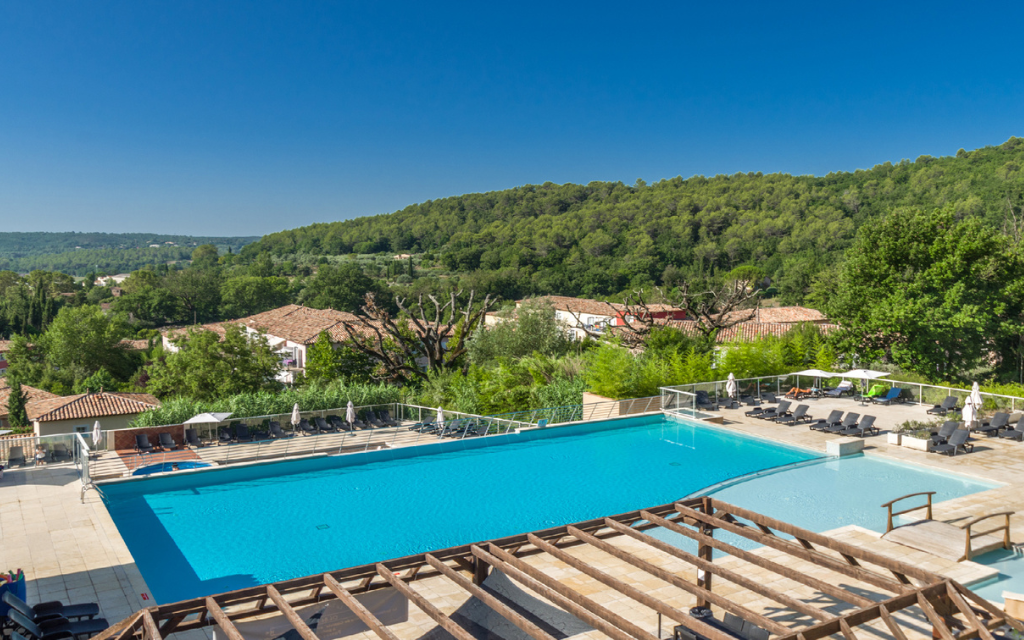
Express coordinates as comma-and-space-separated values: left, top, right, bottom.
144, 324, 281, 400
6, 378, 29, 429
820, 206, 1024, 381
164, 268, 222, 324
305, 331, 339, 382
299, 263, 393, 313
341, 290, 496, 381
220, 276, 290, 318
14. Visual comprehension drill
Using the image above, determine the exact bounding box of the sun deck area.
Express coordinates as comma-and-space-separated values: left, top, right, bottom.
5, 392, 1024, 640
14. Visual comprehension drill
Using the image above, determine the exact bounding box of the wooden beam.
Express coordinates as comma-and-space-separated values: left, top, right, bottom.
640, 509, 873, 608
707, 500, 935, 584
423, 554, 558, 640
916, 591, 957, 640
565, 525, 790, 636
472, 543, 656, 640
946, 581, 996, 640
374, 563, 477, 640
205, 598, 246, 640
954, 580, 1024, 633
140, 609, 161, 640
322, 574, 401, 640
837, 618, 859, 640
157, 613, 187, 636
876, 604, 909, 640
265, 585, 319, 640
774, 582, 947, 640
604, 518, 834, 622
677, 503, 910, 594
524, 533, 738, 640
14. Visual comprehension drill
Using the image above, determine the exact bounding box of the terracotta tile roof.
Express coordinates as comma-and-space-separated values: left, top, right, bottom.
0, 340, 11, 353
518, 296, 625, 317
27, 391, 160, 422
753, 306, 828, 323
119, 339, 150, 350
0, 380, 58, 419
241, 305, 377, 345
662, 320, 840, 342
163, 322, 230, 341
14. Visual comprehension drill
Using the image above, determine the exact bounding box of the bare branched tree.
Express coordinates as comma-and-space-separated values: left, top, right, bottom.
565, 279, 761, 345
341, 290, 495, 381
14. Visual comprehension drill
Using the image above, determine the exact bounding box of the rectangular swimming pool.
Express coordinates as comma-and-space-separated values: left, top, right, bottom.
99, 415, 993, 604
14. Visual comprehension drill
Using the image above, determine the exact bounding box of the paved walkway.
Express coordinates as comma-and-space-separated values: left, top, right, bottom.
2, 398, 1024, 639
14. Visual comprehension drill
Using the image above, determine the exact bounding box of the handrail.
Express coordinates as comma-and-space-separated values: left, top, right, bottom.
881, 491, 935, 533
959, 511, 1014, 560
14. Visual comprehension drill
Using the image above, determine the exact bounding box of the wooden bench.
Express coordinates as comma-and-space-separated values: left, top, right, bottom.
880, 491, 1013, 561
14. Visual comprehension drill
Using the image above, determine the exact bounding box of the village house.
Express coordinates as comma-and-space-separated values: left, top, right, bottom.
25, 390, 160, 437
0, 378, 58, 430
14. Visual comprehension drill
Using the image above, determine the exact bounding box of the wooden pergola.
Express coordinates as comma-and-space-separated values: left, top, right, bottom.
95, 497, 1022, 640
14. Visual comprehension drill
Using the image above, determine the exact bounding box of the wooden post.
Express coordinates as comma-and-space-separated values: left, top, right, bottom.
696, 497, 714, 607
473, 555, 489, 585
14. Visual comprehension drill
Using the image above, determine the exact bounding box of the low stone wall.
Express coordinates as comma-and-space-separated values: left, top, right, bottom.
112, 424, 185, 451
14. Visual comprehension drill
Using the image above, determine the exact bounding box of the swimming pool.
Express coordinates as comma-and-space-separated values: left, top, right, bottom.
132, 461, 212, 476
100, 415, 993, 604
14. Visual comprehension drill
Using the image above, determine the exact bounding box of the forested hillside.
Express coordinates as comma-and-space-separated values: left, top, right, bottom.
244, 138, 1024, 302
0, 232, 258, 275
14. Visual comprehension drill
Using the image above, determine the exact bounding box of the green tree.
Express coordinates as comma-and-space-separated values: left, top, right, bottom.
305, 331, 339, 382
299, 263, 393, 312
164, 268, 222, 323
6, 378, 29, 428
144, 324, 281, 400
220, 276, 291, 318
468, 302, 571, 365
820, 206, 1024, 381
39, 305, 135, 382
191, 244, 220, 269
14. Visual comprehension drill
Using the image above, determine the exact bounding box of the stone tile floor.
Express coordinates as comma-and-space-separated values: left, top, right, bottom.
3, 398, 1024, 640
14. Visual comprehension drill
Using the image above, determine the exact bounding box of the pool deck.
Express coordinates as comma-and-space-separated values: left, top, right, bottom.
3, 397, 1024, 640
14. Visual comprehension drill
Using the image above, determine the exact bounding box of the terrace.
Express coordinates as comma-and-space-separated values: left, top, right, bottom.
4, 373, 1024, 640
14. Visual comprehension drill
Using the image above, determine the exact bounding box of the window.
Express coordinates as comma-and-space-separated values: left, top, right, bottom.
74, 425, 89, 433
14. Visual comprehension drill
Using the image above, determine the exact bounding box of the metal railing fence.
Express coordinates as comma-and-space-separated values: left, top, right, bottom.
659, 387, 699, 418
0, 432, 81, 470
488, 396, 663, 426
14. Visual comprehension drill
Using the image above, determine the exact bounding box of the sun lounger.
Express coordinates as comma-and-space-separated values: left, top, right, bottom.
826, 412, 860, 433
695, 390, 718, 411
135, 434, 154, 454
7, 609, 109, 640
930, 421, 959, 445
158, 433, 177, 450
378, 409, 399, 426
297, 419, 316, 435
840, 415, 878, 437
234, 424, 254, 443
975, 412, 1009, 436
744, 405, 768, 417
326, 415, 350, 431
775, 404, 810, 425
825, 381, 854, 398
366, 411, 386, 428
185, 428, 203, 448
218, 427, 233, 444
932, 429, 973, 456
7, 445, 26, 467
808, 410, 843, 431
268, 422, 290, 439
927, 396, 960, 415
999, 417, 1024, 441
759, 400, 791, 420
2, 592, 99, 623
314, 417, 336, 433
871, 387, 902, 405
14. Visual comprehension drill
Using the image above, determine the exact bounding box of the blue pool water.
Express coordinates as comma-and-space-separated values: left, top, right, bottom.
100, 415, 996, 604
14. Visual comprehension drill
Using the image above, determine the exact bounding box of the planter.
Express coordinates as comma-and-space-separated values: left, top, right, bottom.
887, 433, 902, 446
901, 435, 933, 452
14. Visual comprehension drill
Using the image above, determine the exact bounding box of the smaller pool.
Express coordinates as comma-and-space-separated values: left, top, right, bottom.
132, 461, 212, 476
969, 549, 1024, 601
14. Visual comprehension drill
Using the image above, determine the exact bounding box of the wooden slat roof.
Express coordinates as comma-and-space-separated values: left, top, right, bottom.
95, 497, 1021, 640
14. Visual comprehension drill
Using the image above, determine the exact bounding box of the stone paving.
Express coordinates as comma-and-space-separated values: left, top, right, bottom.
3, 397, 1024, 640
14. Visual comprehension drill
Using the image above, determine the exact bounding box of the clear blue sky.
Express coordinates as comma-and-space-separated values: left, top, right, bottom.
2, 1, 1022, 236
